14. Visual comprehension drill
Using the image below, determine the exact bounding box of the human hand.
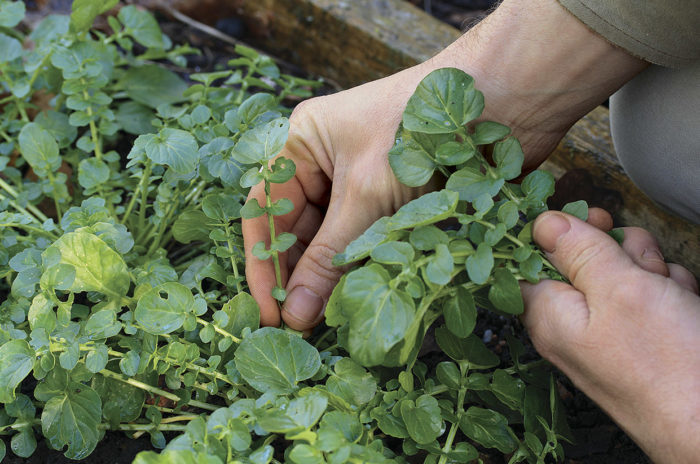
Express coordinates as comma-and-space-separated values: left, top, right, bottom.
243, 0, 647, 331
521, 211, 700, 464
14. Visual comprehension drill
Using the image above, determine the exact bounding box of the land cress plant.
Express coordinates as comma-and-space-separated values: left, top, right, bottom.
0, 1, 595, 462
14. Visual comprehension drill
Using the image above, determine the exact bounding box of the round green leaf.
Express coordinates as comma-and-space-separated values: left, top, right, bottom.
234, 327, 321, 394
143, 128, 199, 173
135, 282, 194, 335
0, 340, 35, 403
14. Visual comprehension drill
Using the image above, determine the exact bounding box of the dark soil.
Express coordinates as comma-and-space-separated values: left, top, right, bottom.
8, 1, 650, 463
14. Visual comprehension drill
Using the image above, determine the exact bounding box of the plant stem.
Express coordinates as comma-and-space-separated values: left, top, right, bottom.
263, 176, 284, 295
437, 421, 459, 464
122, 159, 152, 225
224, 224, 243, 293
196, 317, 241, 344
0, 178, 50, 222
136, 159, 153, 233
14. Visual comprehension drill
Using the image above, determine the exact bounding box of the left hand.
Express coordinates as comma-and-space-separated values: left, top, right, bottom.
521, 211, 700, 464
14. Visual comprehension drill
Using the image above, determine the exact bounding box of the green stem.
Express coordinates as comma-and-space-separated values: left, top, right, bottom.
0, 178, 50, 222
263, 175, 284, 295
196, 317, 241, 344
122, 159, 152, 225
437, 421, 460, 464
224, 224, 243, 293
136, 160, 153, 233
45, 171, 63, 219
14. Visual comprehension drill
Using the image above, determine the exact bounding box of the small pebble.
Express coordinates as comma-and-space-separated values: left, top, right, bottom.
482, 329, 492, 343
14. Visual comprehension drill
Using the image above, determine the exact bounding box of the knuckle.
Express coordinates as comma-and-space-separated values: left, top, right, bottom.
301, 242, 345, 283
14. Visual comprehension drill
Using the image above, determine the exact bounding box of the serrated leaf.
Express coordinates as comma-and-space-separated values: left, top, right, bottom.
403, 68, 484, 133
234, 327, 321, 394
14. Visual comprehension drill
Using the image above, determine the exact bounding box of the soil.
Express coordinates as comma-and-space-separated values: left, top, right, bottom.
6, 1, 650, 463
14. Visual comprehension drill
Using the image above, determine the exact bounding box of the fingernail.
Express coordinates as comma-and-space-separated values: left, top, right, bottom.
283, 287, 324, 324
642, 248, 664, 262
534, 213, 571, 253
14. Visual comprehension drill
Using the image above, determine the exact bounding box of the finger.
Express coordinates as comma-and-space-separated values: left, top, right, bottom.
618, 227, 669, 277
243, 178, 305, 327
533, 211, 638, 296
668, 263, 699, 294
520, 280, 590, 362
586, 207, 613, 231
281, 179, 392, 330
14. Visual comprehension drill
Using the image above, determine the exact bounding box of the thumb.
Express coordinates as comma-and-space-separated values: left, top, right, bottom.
281, 198, 379, 330
533, 211, 637, 296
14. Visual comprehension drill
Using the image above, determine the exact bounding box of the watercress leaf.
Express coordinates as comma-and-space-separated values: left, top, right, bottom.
29, 14, 69, 46
400, 395, 442, 444
240, 198, 266, 219
236, 93, 279, 127
84, 309, 121, 339
18, 123, 61, 177
34, 111, 78, 148
135, 282, 194, 335
239, 166, 265, 188
484, 223, 506, 246
608, 228, 625, 245
234, 327, 320, 394
144, 128, 199, 173
342, 265, 415, 366
459, 406, 518, 453
252, 241, 271, 260
370, 241, 414, 267
490, 369, 525, 411
0, 340, 35, 403
488, 268, 524, 314
0, 1, 25, 27
191, 104, 211, 125
85, 345, 108, 373
387, 190, 459, 230
446, 167, 504, 202
425, 243, 454, 285
466, 242, 494, 285
268, 156, 296, 183
498, 201, 520, 229
409, 225, 449, 251
317, 411, 362, 452
201, 193, 242, 221
119, 350, 140, 376
435, 328, 499, 368
435, 139, 476, 165
119, 65, 188, 109
0, 33, 22, 63
326, 358, 377, 406
11, 427, 36, 458
403, 68, 484, 133
172, 210, 211, 243
436, 361, 461, 389
116, 102, 156, 135
521, 170, 555, 204
231, 117, 289, 164
78, 158, 110, 189
388, 135, 436, 187
289, 444, 324, 464
271, 232, 296, 253
472, 121, 511, 145
41, 382, 102, 459
221, 292, 260, 337
519, 253, 543, 283
443, 285, 477, 338
493, 137, 524, 180
118, 5, 164, 49
333, 217, 392, 266
562, 200, 589, 221
268, 198, 294, 216
70, 0, 117, 32
44, 231, 130, 297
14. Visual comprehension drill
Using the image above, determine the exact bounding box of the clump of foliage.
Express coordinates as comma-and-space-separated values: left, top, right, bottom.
0, 0, 583, 462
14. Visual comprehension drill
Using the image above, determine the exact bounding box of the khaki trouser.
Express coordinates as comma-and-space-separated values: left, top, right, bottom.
610, 61, 700, 224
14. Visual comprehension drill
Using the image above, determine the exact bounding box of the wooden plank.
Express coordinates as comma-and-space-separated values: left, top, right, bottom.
156, 0, 700, 277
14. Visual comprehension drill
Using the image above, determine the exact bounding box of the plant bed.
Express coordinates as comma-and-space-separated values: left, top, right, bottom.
0, 1, 686, 464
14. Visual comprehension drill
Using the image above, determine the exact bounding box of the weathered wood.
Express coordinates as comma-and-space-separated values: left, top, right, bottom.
157, 0, 700, 277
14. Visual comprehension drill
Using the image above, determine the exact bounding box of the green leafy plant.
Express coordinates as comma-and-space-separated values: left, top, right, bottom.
0, 1, 585, 462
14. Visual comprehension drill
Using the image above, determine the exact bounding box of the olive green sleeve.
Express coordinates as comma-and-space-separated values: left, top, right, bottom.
557, 0, 700, 68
